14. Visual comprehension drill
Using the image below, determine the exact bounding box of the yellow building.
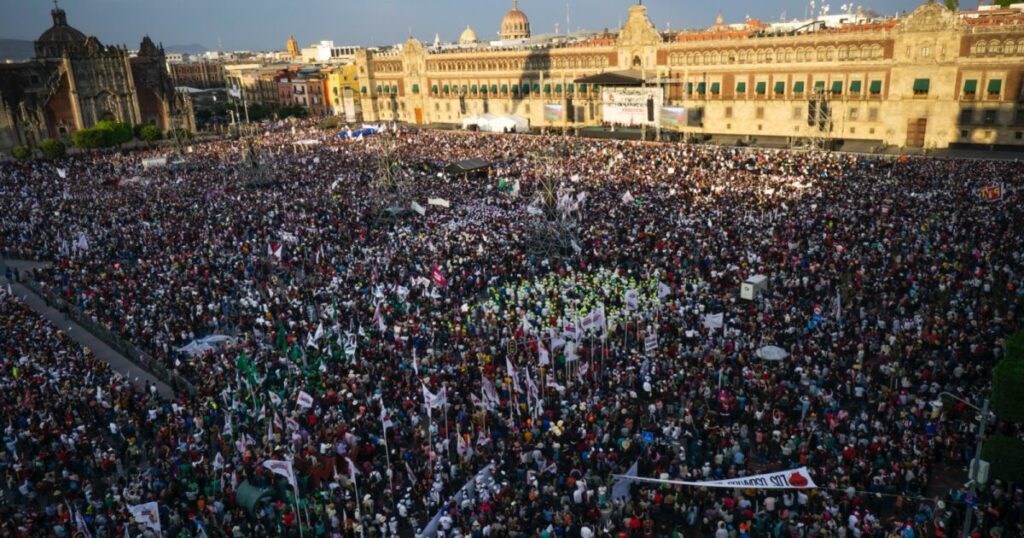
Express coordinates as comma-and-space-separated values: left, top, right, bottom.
324, 64, 362, 122
355, 2, 1024, 150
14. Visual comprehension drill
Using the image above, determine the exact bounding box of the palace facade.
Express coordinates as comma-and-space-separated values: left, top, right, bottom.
0, 6, 195, 152
356, 1, 1024, 150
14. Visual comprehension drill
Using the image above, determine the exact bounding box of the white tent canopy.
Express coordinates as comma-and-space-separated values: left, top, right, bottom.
462, 114, 529, 133
176, 335, 238, 357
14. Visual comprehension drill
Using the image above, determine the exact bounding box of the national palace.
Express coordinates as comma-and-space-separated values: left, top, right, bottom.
356, 1, 1024, 150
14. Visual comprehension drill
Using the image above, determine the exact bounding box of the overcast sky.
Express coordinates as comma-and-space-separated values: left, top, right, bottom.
1, 0, 928, 51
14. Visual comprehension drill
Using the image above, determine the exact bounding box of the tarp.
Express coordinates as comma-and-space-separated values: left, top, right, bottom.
755, 345, 789, 361
336, 128, 379, 139
175, 335, 237, 357
291, 139, 320, 146
235, 480, 273, 514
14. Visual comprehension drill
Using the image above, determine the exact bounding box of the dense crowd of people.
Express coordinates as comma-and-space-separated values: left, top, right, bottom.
1, 123, 1022, 537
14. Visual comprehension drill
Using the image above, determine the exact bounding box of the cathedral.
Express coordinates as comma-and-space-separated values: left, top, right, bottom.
0, 5, 194, 153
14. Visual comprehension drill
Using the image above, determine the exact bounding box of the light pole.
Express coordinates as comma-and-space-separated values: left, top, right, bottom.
934, 392, 991, 538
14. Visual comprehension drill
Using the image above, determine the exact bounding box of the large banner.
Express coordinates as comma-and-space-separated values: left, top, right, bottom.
659, 106, 687, 130
614, 467, 817, 490
543, 104, 564, 123
602, 87, 663, 126
978, 183, 1003, 202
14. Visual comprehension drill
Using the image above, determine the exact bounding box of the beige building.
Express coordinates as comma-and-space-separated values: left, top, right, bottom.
355, 2, 1024, 150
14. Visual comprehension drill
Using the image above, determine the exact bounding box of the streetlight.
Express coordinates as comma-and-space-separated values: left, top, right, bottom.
931, 392, 992, 538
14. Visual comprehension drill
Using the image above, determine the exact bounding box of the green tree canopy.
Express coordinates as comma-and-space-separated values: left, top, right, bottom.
38, 138, 66, 160
139, 124, 162, 143
11, 145, 31, 160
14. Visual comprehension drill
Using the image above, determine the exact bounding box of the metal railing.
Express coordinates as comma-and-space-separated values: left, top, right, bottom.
6, 263, 196, 396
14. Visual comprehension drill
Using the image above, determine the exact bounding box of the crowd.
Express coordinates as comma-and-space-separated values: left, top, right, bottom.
1, 123, 1022, 537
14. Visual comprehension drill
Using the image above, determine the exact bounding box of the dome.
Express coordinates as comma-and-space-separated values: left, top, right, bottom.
500, 0, 531, 40
35, 8, 86, 58
459, 26, 478, 45
37, 8, 86, 45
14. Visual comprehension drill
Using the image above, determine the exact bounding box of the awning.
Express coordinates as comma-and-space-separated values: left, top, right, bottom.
709, 82, 719, 94
793, 81, 805, 93
913, 79, 930, 92
849, 80, 862, 93
573, 69, 645, 86
736, 81, 747, 93
831, 81, 843, 94
578, 84, 588, 92
686, 82, 694, 93
774, 81, 785, 94
755, 81, 766, 95
532, 83, 540, 93
566, 84, 573, 93
431, 84, 438, 93
501, 84, 509, 93
814, 80, 825, 90
543, 83, 551, 94
963, 79, 977, 93
442, 85, 450, 93
412, 84, 419, 94
461, 85, 468, 94
391, 85, 398, 93
555, 84, 562, 93
480, 85, 487, 94
987, 79, 1002, 94
490, 84, 498, 94
869, 80, 882, 94
470, 85, 477, 93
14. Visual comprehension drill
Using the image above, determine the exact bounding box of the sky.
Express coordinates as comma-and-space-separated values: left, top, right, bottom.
1, 0, 928, 51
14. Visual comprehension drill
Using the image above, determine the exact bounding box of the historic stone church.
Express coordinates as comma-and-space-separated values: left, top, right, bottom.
0, 5, 194, 152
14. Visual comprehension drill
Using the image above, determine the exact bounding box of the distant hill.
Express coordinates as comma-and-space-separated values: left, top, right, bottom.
0, 39, 35, 62
165, 43, 208, 55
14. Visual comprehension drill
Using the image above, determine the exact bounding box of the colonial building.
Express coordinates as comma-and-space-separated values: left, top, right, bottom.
0, 5, 195, 152
168, 60, 226, 89
356, 1, 1024, 150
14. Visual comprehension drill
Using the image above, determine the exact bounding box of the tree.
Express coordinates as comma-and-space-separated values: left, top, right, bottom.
982, 435, 1024, 483
167, 128, 193, 142
992, 329, 1024, 422
945, 0, 959, 10
38, 138, 66, 160
139, 124, 162, 143
94, 121, 133, 146
995, 0, 1013, 7
11, 145, 31, 160
71, 128, 107, 149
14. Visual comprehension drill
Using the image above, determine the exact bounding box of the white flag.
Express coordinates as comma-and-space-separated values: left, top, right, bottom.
703, 313, 724, 331
56, 168, 67, 179
128, 501, 162, 534
262, 459, 298, 493
410, 202, 427, 216
658, 282, 672, 299
538, 345, 550, 366
380, 406, 393, 431
621, 191, 635, 205
296, 390, 314, 408
624, 289, 639, 310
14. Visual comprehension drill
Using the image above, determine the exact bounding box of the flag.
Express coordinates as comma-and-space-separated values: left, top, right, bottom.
262, 459, 298, 493
313, 322, 325, 342
456, 433, 473, 460
268, 391, 282, 407
380, 406, 393, 431
72, 505, 92, 538
481, 378, 500, 408
296, 390, 314, 409
345, 457, 360, 483
580, 306, 607, 335
610, 460, 639, 502
410, 202, 427, 216
621, 191, 635, 205
430, 265, 447, 287
703, 313, 724, 331
128, 501, 162, 534
538, 345, 550, 366
658, 282, 672, 299
56, 168, 67, 179
236, 351, 256, 386
624, 289, 639, 310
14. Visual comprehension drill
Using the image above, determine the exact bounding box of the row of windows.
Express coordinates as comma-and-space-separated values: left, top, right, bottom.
969, 40, 1024, 56
960, 108, 1024, 125
678, 78, 885, 97
668, 44, 884, 67
429, 56, 610, 73
364, 82, 600, 97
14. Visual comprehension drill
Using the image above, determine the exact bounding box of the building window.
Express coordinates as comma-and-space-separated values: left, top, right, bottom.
793, 106, 803, 120
1016, 108, 1024, 125
960, 130, 969, 138
1016, 131, 1023, 140
984, 110, 997, 125
913, 79, 930, 96
960, 109, 974, 125
921, 47, 930, 57
849, 108, 859, 120
987, 79, 1002, 98
963, 79, 978, 98
868, 108, 879, 121
755, 107, 765, 119
725, 107, 733, 119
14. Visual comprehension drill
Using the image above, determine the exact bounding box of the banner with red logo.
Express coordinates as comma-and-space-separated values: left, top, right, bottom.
978, 183, 1004, 203
613, 467, 817, 490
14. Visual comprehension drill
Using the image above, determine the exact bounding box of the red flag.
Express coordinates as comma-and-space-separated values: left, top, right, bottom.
430, 264, 447, 287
